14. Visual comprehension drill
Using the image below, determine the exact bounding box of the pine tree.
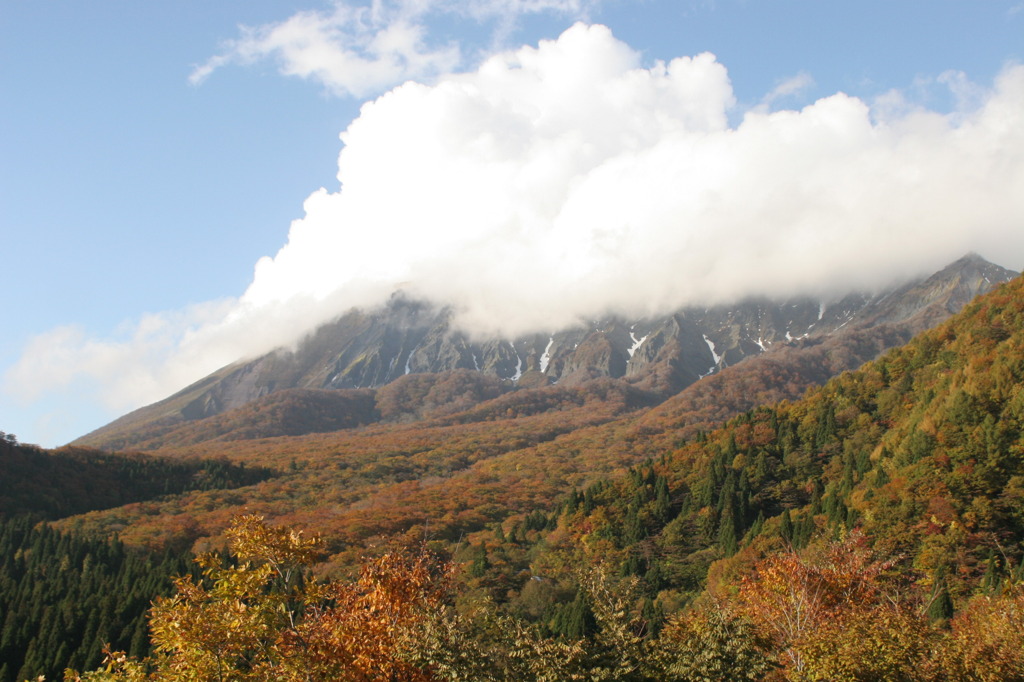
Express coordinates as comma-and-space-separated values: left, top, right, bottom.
128, 617, 148, 658
718, 508, 739, 557
815, 404, 837, 449
779, 509, 794, 543
827, 496, 847, 528
619, 553, 644, 577
793, 513, 815, 549
928, 568, 955, 622
553, 591, 597, 639
810, 480, 823, 515
640, 597, 664, 639
744, 511, 765, 543
982, 550, 1002, 594
468, 543, 490, 578
653, 475, 671, 522
623, 506, 646, 545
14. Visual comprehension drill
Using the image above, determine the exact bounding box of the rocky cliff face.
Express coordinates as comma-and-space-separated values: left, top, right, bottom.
76, 254, 1016, 448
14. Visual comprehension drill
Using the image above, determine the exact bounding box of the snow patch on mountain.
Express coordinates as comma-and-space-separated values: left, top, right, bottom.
628, 331, 648, 358
539, 336, 554, 373
703, 334, 721, 364
511, 347, 523, 382
404, 344, 418, 375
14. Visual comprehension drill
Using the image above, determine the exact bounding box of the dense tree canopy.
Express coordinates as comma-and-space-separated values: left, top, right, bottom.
66, 515, 1024, 681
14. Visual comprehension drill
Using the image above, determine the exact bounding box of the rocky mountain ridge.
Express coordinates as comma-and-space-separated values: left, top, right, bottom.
75, 253, 1015, 450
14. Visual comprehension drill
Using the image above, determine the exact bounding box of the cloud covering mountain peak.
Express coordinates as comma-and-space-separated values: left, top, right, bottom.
7, 22, 1024, 433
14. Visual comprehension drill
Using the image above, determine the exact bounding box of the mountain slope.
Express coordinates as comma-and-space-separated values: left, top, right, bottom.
49, 273, 1023, 578
511, 271, 1024, 611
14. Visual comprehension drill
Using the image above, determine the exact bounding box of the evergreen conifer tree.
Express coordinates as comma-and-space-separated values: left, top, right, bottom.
779, 509, 794, 543
928, 568, 955, 622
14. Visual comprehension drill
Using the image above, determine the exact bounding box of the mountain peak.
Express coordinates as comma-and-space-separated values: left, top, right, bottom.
939, 251, 1016, 278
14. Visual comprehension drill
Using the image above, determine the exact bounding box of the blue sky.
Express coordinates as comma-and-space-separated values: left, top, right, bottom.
2, 0, 1023, 447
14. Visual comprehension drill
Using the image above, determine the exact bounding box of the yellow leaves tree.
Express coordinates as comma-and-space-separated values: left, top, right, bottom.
144, 514, 328, 680
295, 549, 454, 681
655, 595, 774, 681
69, 514, 456, 682
72, 515, 1024, 681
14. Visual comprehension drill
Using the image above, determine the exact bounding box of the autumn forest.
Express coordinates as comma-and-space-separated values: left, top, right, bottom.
4, 274, 1024, 680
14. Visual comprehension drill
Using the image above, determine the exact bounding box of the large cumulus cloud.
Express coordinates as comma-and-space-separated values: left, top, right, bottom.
245, 23, 1024, 337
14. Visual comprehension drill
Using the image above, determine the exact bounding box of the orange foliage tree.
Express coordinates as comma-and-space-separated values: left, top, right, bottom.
929, 584, 1024, 681
736, 531, 932, 680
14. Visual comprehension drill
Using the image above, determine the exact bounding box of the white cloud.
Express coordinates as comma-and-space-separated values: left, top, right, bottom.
936, 69, 991, 115
6, 300, 237, 412
190, 5, 459, 97
9, 22, 1024, 430
189, 0, 595, 96
759, 71, 814, 109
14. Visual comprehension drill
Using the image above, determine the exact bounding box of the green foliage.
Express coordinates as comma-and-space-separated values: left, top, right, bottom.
928, 569, 955, 622
549, 591, 597, 640
656, 597, 774, 681
0, 516, 191, 682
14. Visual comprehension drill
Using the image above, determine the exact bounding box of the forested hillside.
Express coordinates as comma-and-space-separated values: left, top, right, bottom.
79, 274, 1024, 675
0, 439, 272, 520
50, 379, 653, 560
434, 274, 1024, 678
0, 517, 194, 682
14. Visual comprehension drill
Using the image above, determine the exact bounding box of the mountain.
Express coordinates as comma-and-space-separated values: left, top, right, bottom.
75, 254, 1015, 452
44, 261, 1024, 593
629, 251, 1020, 443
